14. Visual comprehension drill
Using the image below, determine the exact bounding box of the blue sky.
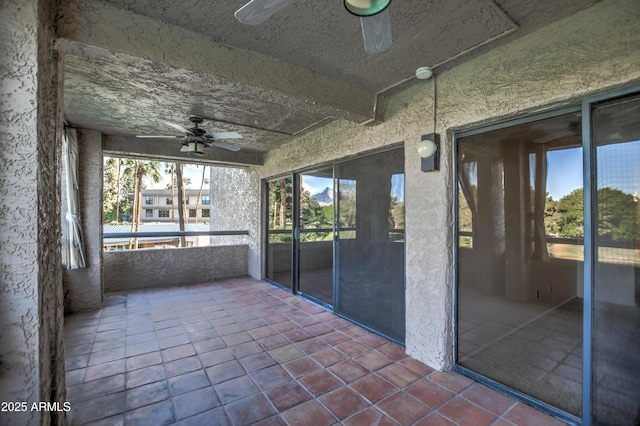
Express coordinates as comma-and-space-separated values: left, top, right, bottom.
546, 148, 583, 200
547, 140, 640, 200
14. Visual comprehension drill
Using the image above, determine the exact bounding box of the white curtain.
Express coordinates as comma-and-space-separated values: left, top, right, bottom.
62, 127, 86, 269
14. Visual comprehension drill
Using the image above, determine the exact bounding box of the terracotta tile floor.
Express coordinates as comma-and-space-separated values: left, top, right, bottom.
64, 277, 568, 425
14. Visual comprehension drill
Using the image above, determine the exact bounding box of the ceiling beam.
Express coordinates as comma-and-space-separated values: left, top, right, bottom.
103, 135, 263, 166
56, 0, 377, 123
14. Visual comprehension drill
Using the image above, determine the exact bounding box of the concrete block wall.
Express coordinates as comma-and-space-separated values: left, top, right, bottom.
103, 245, 248, 292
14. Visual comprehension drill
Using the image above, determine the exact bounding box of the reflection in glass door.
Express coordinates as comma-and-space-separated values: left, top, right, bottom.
335, 148, 405, 343
456, 111, 584, 418
591, 93, 640, 425
298, 168, 335, 305
266, 177, 293, 290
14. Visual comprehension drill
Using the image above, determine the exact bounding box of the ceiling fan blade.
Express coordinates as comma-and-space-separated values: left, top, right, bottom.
136, 135, 182, 139
203, 131, 243, 139
361, 9, 392, 54
235, 0, 293, 25
164, 121, 193, 135
211, 141, 242, 152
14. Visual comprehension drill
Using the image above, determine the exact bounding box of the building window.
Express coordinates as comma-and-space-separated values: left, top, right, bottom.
145, 209, 153, 218
166, 196, 172, 205
202, 195, 210, 205
186, 196, 190, 205
189, 209, 197, 218
158, 209, 170, 218
202, 209, 210, 218
145, 196, 153, 205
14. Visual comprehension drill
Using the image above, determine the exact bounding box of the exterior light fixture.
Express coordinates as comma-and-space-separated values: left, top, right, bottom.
419, 134, 440, 172
187, 140, 205, 157
419, 73, 440, 172
344, 0, 391, 17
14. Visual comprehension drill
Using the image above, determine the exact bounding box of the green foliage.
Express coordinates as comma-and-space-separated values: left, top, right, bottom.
555, 188, 585, 238
300, 189, 331, 240
549, 187, 637, 241
597, 187, 637, 241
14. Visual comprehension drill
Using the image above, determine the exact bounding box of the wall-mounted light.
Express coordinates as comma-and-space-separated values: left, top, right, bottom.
418, 133, 440, 172
344, 0, 391, 16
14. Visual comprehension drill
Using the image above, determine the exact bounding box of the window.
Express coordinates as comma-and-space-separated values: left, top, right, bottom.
202, 195, 210, 205
103, 156, 213, 250
202, 209, 210, 218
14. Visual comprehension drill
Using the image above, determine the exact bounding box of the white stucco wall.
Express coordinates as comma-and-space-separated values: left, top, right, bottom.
256, 0, 640, 370
210, 167, 262, 279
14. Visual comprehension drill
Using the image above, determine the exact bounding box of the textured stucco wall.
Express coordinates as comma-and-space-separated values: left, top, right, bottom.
104, 245, 248, 292
63, 129, 104, 313
210, 167, 262, 279
259, 0, 640, 370
0, 2, 42, 424
1, 0, 66, 424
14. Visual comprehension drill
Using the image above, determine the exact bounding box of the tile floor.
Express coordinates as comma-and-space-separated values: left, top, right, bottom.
64, 277, 568, 426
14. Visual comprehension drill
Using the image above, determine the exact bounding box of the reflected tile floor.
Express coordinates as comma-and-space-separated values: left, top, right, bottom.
64, 277, 567, 426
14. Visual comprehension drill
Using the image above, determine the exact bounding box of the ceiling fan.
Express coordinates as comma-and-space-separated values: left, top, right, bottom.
234, 0, 393, 54
136, 115, 242, 156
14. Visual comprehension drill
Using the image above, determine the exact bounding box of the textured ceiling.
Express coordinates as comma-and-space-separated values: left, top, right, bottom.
58, 0, 599, 164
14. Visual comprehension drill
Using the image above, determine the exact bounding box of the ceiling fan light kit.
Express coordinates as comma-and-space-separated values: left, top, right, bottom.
186, 140, 205, 156
235, 0, 393, 54
344, 0, 391, 17
136, 115, 243, 155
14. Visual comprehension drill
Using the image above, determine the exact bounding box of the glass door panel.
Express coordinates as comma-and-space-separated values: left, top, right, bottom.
266, 177, 293, 290
591, 94, 640, 424
456, 112, 584, 417
335, 148, 405, 343
298, 168, 335, 305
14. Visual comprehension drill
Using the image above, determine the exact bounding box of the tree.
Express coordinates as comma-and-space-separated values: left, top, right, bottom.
103, 157, 134, 224
554, 187, 638, 241
175, 162, 187, 247
299, 189, 331, 240
194, 165, 209, 224
597, 187, 637, 241
165, 163, 176, 221
555, 189, 585, 238
128, 160, 162, 249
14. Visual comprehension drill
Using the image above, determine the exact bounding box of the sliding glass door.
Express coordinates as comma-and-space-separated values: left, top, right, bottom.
264, 147, 406, 343
335, 148, 405, 343
455, 88, 640, 424
298, 168, 335, 305
266, 177, 293, 290
590, 93, 640, 424
456, 110, 584, 418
